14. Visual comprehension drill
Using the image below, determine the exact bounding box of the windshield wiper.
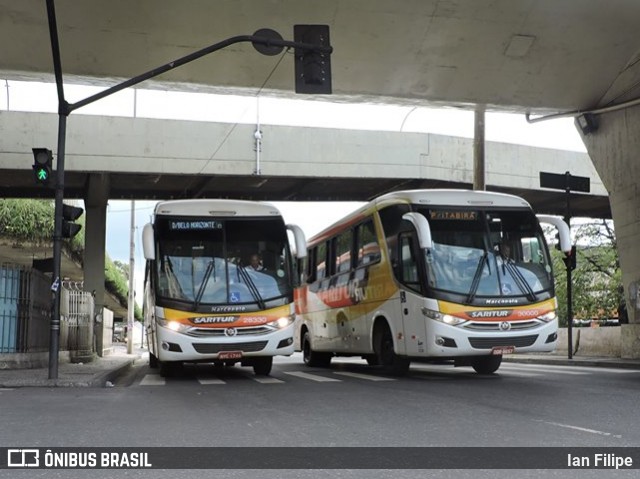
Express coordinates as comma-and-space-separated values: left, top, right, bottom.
503, 259, 537, 302
237, 265, 266, 310
194, 260, 215, 309
466, 251, 489, 304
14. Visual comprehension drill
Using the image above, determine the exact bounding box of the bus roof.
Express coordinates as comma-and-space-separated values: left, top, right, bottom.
153, 199, 282, 218
309, 189, 533, 244
375, 189, 532, 209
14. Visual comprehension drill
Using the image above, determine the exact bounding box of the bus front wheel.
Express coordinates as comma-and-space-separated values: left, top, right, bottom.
253, 357, 273, 376
149, 352, 158, 368
374, 323, 410, 375
472, 355, 502, 374
302, 331, 332, 368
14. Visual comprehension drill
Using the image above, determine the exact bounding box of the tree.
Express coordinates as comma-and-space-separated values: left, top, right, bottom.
550, 219, 622, 326
113, 260, 130, 280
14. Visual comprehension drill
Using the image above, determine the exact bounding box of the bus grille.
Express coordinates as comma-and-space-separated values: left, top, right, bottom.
186, 326, 272, 337
192, 341, 268, 354
463, 320, 540, 331
468, 335, 538, 349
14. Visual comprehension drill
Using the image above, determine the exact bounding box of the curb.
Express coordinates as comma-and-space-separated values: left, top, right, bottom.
87, 357, 137, 387
502, 355, 640, 370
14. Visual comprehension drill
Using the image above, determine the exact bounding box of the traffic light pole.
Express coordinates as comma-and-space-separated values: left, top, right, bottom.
47, 0, 68, 379
49, 113, 66, 379
44, 0, 332, 378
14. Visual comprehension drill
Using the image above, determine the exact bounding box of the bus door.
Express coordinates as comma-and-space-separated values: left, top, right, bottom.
397, 232, 427, 356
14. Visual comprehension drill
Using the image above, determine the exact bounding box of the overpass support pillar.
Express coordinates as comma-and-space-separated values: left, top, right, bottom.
581, 108, 640, 358
83, 173, 110, 357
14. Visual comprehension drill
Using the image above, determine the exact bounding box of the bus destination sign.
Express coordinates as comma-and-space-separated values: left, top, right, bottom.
169, 220, 223, 230
430, 211, 478, 221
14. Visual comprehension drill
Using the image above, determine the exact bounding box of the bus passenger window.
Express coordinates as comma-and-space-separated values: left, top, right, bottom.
335, 230, 353, 273
316, 242, 327, 281
356, 220, 380, 267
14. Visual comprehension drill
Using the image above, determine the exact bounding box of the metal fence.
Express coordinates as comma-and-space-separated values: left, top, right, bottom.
0, 265, 96, 357
61, 281, 94, 362
0, 263, 50, 353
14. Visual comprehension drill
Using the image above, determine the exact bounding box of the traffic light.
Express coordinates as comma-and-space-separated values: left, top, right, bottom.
294, 25, 332, 94
62, 204, 84, 238
32, 148, 53, 185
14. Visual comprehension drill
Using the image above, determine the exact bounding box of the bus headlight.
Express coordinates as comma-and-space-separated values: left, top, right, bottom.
421, 308, 467, 326
267, 315, 295, 329
538, 311, 557, 322
157, 318, 192, 333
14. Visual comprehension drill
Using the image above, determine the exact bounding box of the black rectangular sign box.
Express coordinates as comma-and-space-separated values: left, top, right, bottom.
540, 171, 590, 193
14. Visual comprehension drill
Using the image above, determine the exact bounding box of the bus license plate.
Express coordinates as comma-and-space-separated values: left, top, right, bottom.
218, 351, 243, 360
491, 346, 515, 355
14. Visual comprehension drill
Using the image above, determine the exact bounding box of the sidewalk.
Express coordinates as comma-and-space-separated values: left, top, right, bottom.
1, 349, 639, 388
0, 345, 145, 388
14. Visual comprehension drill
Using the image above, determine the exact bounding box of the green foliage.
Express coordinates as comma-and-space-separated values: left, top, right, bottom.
551, 219, 622, 327
105, 257, 142, 321
0, 199, 55, 243
0, 199, 140, 320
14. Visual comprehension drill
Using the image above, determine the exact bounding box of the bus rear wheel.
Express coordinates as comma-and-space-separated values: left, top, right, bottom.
302, 331, 332, 368
374, 323, 410, 375
253, 357, 273, 376
472, 355, 502, 374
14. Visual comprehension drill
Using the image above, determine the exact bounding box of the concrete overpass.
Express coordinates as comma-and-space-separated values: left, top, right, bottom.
1, 0, 640, 357
0, 110, 608, 216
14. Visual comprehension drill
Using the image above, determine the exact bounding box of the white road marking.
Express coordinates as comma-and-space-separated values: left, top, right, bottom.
333, 371, 396, 381
139, 374, 166, 386
537, 420, 622, 438
252, 376, 285, 384
284, 371, 342, 382
197, 378, 226, 385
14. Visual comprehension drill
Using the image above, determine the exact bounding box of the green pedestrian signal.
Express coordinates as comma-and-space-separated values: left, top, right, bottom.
32, 148, 53, 185
36, 166, 49, 181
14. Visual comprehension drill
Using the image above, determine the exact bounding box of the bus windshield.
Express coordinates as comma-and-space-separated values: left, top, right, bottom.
417, 207, 553, 300
154, 217, 293, 308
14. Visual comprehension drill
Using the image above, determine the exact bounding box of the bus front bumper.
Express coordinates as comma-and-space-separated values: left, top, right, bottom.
422, 318, 559, 357
154, 324, 295, 362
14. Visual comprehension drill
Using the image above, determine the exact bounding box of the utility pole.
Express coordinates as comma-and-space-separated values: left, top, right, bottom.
127, 200, 135, 354
473, 105, 486, 190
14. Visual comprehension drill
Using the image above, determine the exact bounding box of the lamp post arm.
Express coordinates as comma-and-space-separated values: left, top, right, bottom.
68, 34, 332, 113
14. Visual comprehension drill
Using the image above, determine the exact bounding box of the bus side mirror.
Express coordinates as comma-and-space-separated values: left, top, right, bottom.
142, 223, 156, 260
536, 215, 571, 254
287, 224, 307, 259
402, 212, 433, 249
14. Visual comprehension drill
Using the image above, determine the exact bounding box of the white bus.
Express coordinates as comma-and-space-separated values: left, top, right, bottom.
142, 199, 306, 376
295, 189, 571, 375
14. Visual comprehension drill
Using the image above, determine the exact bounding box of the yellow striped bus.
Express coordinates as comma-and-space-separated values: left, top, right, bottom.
294, 189, 571, 375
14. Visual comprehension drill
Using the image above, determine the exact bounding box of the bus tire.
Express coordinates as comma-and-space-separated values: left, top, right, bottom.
302, 331, 332, 368
253, 357, 273, 376
149, 352, 158, 368
472, 355, 502, 374
374, 323, 410, 375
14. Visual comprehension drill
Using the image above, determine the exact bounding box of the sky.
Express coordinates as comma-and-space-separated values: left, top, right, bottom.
2, 78, 588, 301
